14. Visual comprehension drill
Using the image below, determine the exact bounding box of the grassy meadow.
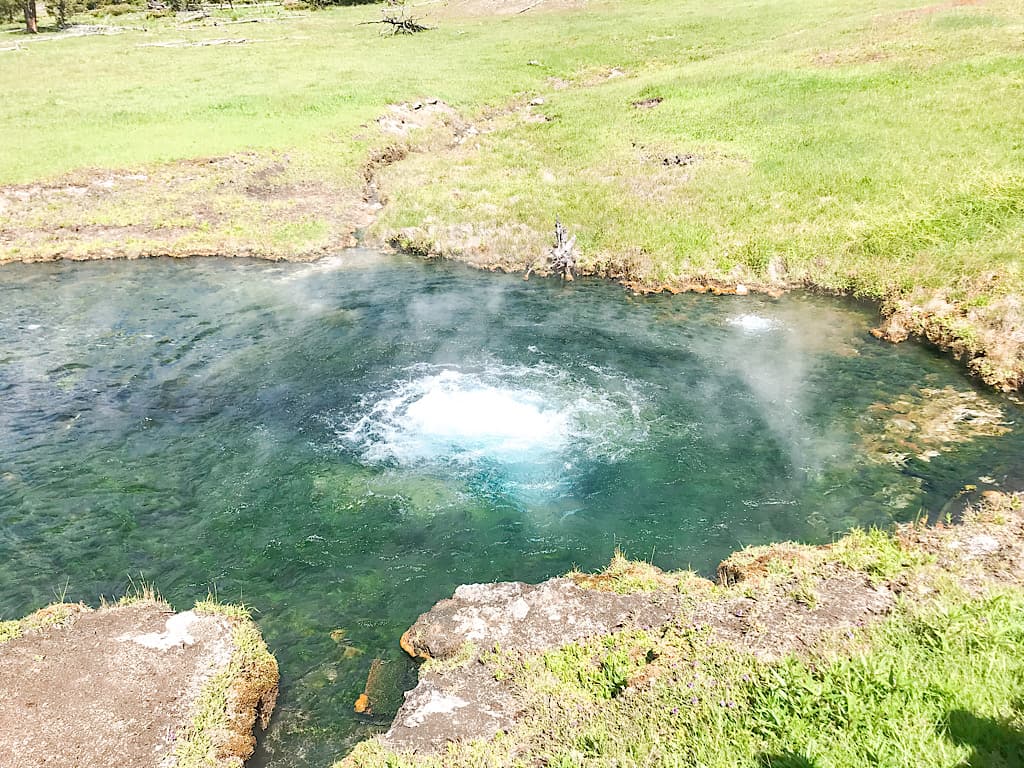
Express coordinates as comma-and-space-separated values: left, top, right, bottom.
2, 0, 1022, 386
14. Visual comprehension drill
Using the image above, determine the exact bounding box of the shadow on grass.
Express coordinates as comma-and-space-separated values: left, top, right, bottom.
756, 708, 1024, 768
758, 754, 816, 768
944, 709, 1024, 768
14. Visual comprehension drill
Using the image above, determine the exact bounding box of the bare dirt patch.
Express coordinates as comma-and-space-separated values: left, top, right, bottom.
0, 599, 277, 768
898, 490, 1024, 593
422, 0, 587, 19
374, 100, 466, 138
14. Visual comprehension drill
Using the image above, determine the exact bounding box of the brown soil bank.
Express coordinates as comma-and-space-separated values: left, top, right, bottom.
0, 598, 278, 768
342, 491, 1024, 761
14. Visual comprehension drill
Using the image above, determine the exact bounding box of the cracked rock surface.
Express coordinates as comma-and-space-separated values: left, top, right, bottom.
388, 578, 682, 751
400, 577, 681, 660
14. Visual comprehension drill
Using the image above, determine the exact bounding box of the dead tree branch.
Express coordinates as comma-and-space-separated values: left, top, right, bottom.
359, 10, 431, 35
517, 0, 546, 13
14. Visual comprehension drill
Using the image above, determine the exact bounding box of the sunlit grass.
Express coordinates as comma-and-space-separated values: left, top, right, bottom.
344, 587, 1024, 767
2, 0, 1021, 302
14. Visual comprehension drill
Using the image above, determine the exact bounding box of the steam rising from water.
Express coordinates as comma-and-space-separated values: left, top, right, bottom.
338, 364, 647, 474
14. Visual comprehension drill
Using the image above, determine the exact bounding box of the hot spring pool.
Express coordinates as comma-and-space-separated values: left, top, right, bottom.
1, 250, 1020, 765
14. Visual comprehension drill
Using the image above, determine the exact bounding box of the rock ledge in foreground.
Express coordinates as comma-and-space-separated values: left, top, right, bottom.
386, 577, 682, 751
369, 491, 1024, 756
0, 598, 278, 768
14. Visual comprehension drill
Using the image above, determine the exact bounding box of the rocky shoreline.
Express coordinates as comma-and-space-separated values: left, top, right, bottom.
343, 491, 1024, 764
2, 492, 1020, 767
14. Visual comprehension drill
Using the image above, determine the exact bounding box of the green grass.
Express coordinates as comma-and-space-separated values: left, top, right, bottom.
0, 602, 80, 643
567, 547, 707, 594
1, 0, 1021, 293
345, 587, 1024, 767
3, 0, 1021, 385
173, 598, 279, 768
718, 526, 933, 590
829, 527, 932, 583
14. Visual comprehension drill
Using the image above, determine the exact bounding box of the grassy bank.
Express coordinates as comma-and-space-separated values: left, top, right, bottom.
2, 0, 1022, 386
344, 493, 1024, 767
352, 592, 1024, 767
352, 593, 1024, 765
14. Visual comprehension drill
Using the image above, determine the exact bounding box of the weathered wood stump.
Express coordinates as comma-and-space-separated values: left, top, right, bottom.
550, 218, 577, 280
526, 218, 578, 280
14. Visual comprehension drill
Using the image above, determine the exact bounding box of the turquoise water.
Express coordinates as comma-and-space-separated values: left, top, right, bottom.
1, 251, 1020, 765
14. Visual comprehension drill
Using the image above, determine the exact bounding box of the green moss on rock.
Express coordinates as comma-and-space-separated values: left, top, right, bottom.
172, 600, 280, 768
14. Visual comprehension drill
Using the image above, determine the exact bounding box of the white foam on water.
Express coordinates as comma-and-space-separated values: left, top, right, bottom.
336, 363, 647, 472
403, 380, 568, 461
727, 314, 779, 333
277, 254, 350, 282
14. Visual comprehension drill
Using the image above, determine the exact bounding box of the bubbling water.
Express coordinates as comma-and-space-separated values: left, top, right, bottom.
728, 314, 779, 333
337, 364, 647, 478
403, 380, 568, 462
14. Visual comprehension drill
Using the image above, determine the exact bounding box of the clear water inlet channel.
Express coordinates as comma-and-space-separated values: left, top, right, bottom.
1, 250, 1020, 765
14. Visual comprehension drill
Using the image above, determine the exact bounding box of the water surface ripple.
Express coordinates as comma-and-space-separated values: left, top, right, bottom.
0, 251, 1020, 765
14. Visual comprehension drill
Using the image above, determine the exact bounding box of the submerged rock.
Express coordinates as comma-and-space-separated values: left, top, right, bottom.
859, 385, 1010, 464
0, 599, 278, 768
354, 657, 409, 717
